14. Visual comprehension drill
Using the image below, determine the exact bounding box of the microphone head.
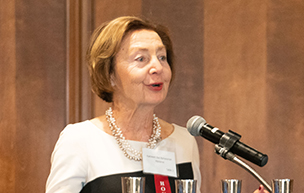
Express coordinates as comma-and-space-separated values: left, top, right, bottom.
187, 116, 206, 136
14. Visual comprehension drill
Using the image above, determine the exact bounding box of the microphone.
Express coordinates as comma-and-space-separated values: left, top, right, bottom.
187, 116, 268, 167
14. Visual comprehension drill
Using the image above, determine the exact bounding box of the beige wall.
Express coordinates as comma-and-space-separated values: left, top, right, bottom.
1, 0, 304, 192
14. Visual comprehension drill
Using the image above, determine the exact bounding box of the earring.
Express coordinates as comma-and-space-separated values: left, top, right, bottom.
111, 79, 115, 87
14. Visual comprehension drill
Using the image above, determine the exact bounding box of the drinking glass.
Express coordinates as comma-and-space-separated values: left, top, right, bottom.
175, 179, 197, 193
272, 179, 293, 193
221, 179, 242, 193
121, 177, 145, 193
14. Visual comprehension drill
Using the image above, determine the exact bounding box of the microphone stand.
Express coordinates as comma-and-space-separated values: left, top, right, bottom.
215, 145, 272, 193
214, 130, 272, 193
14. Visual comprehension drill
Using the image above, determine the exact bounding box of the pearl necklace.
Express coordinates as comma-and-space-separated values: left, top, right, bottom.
105, 107, 161, 161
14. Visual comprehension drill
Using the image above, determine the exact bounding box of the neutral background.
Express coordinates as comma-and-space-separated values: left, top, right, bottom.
1, 0, 303, 192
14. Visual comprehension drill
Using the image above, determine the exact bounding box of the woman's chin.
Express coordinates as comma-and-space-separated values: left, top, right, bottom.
144, 97, 167, 107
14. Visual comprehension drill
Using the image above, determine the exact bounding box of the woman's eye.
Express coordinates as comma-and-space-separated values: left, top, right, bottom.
159, 55, 167, 61
135, 56, 144, 62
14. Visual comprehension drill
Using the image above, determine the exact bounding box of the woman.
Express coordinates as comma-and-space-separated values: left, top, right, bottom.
46, 16, 201, 193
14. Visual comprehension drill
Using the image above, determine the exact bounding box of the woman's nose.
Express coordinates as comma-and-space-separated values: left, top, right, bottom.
149, 57, 163, 74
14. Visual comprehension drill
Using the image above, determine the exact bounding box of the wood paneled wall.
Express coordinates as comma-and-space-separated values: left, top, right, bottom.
1, 0, 303, 192
66, 0, 93, 123
1, 1, 67, 192
266, 0, 304, 182
202, 1, 304, 193
1, 1, 17, 191
202, 0, 269, 192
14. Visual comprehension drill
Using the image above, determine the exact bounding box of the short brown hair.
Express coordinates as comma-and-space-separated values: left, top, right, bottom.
86, 16, 175, 102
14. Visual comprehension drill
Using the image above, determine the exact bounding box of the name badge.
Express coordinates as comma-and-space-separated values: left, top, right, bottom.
142, 148, 177, 177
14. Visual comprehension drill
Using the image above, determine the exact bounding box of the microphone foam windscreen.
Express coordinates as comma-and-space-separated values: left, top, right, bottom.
186, 116, 206, 136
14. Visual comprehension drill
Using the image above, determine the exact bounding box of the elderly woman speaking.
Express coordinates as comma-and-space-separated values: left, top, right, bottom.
46, 16, 201, 193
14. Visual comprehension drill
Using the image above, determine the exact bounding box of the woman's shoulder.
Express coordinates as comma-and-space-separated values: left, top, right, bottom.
59, 120, 99, 139
159, 119, 194, 140
170, 123, 198, 144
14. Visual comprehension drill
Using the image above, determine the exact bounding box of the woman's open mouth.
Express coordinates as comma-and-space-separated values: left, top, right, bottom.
148, 83, 163, 91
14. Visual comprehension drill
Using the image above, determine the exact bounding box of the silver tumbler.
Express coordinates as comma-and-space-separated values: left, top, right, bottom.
221, 179, 242, 193
121, 177, 146, 193
272, 179, 293, 193
175, 179, 197, 193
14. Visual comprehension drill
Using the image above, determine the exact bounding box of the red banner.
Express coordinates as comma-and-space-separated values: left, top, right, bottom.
154, 174, 172, 193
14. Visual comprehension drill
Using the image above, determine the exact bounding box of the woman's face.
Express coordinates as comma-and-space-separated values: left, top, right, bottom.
112, 29, 172, 107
